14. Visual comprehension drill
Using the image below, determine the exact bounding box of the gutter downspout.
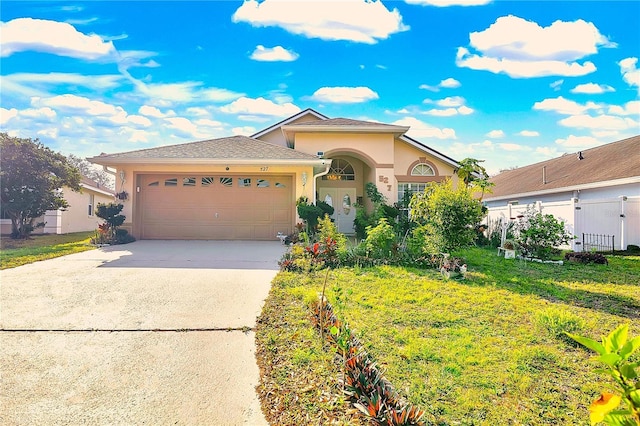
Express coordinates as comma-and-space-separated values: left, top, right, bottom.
313, 164, 332, 204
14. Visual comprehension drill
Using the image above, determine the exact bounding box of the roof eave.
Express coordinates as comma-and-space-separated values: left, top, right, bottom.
399, 135, 461, 169
281, 124, 409, 134
80, 182, 115, 197
88, 157, 329, 167
484, 176, 640, 202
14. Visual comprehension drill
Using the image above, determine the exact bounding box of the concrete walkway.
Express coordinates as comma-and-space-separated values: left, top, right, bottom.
0, 240, 286, 425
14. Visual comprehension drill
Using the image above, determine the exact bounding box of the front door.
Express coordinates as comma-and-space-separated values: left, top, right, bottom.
319, 188, 356, 235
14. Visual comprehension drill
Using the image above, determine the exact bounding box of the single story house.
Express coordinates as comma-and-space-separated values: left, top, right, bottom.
484, 135, 640, 251
0, 176, 115, 235
88, 108, 462, 240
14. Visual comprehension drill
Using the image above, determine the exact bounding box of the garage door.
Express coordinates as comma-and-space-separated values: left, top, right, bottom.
138, 174, 293, 240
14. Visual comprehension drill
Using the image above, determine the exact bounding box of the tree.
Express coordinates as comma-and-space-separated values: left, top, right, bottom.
455, 158, 489, 187
0, 133, 81, 239
67, 154, 114, 189
409, 179, 485, 253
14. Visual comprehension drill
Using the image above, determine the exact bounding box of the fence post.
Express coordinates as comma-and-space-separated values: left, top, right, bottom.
612, 235, 615, 254
582, 233, 585, 252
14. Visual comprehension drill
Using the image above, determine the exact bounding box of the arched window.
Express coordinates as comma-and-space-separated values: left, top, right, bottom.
323, 159, 355, 181
411, 163, 435, 176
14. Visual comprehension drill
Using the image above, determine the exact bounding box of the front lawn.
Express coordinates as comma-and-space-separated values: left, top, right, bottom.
256, 247, 640, 425
0, 231, 95, 269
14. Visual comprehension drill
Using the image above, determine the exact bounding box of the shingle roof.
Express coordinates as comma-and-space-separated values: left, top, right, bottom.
91, 135, 321, 161
487, 135, 640, 200
286, 117, 404, 129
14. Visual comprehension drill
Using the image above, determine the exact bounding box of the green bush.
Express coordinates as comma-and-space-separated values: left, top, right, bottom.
513, 206, 573, 260
296, 197, 334, 234
409, 179, 485, 253
364, 217, 397, 260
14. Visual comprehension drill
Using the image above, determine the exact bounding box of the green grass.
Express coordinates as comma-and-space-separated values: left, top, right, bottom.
0, 231, 96, 269
256, 247, 640, 425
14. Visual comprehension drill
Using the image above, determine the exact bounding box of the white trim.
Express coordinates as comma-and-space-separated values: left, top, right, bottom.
81, 183, 114, 197
89, 158, 329, 167
484, 176, 640, 202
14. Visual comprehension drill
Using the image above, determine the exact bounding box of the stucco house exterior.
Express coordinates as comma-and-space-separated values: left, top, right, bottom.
484, 135, 640, 251
0, 176, 115, 235
88, 108, 461, 240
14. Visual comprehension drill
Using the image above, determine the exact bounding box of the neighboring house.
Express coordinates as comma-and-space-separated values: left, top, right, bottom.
484, 135, 640, 251
0, 176, 115, 235
88, 108, 462, 240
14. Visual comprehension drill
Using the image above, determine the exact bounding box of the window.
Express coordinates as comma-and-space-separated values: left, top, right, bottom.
411, 163, 435, 176
275, 182, 286, 188
238, 178, 252, 187
201, 177, 215, 187
183, 177, 196, 187
88, 194, 95, 216
220, 177, 233, 187
398, 183, 428, 206
257, 179, 270, 188
164, 178, 178, 186
322, 159, 355, 181
148, 181, 159, 187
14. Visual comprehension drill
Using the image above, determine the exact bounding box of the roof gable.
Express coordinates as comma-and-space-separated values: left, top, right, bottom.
487, 135, 640, 200
251, 108, 329, 139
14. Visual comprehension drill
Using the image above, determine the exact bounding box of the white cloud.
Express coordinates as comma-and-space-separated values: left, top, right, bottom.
456, 16, 614, 78
424, 108, 458, 117
250, 45, 299, 62
164, 117, 210, 139
1, 18, 116, 60
309, 86, 379, 103
185, 107, 210, 117
405, 0, 491, 5
392, 116, 456, 139
34, 94, 124, 116
559, 114, 639, 131
533, 96, 602, 115
18, 107, 57, 120
419, 77, 461, 91
232, 0, 409, 44
422, 96, 473, 116
607, 100, 640, 116
139, 105, 175, 118
220, 97, 301, 117
619, 57, 640, 93
127, 115, 152, 127
519, 130, 540, 137
555, 135, 602, 149
439, 77, 461, 88
570, 83, 615, 94
550, 79, 564, 91
457, 47, 596, 78
232, 126, 257, 136
433, 96, 465, 107
498, 143, 528, 152
486, 129, 505, 138
0, 107, 19, 126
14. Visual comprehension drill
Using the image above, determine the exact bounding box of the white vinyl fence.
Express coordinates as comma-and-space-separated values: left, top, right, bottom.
486, 196, 639, 251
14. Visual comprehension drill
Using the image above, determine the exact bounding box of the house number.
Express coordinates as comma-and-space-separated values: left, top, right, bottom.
378, 175, 388, 184
260, 166, 269, 171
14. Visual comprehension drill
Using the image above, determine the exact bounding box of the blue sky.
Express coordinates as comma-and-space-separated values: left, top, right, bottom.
1, 0, 638, 174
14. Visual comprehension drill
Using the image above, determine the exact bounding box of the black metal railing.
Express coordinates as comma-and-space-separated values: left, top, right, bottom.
582, 233, 615, 254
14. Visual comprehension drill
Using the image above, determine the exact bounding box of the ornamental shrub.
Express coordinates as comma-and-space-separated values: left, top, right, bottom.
513, 206, 573, 260
363, 217, 398, 260
409, 179, 485, 253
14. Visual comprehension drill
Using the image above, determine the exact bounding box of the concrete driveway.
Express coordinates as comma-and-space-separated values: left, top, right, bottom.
0, 240, 286, 425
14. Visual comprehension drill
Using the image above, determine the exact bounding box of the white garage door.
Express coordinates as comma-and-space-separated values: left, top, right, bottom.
139, 174, 293, 240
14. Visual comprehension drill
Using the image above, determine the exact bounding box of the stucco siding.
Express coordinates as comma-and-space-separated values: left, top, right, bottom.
295, 133, 394, 164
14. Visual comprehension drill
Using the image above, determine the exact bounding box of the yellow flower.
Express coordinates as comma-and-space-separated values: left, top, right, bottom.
590, 392, 621, 425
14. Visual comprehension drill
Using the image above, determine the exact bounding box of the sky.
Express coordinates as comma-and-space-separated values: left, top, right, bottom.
1, 0, 639, 174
